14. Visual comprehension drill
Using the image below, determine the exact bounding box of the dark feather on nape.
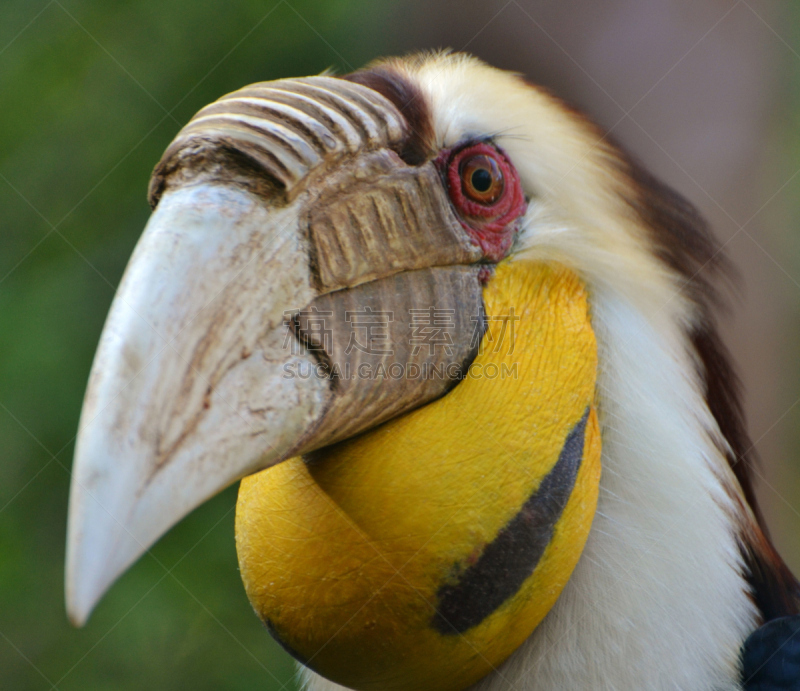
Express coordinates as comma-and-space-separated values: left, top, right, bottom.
690, 325, 760, 524
742, 539, 800, 622
623, 161, 731, 296
616, 146, 800, 621
342, 65, 434, 165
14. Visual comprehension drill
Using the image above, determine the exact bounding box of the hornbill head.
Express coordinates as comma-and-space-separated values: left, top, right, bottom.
66, 53, 799, 691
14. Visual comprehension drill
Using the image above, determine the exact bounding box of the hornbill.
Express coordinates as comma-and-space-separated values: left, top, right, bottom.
65, 52, 800, 690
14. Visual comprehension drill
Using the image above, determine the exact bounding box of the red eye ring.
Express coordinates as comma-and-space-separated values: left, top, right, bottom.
436, 141, 527, 262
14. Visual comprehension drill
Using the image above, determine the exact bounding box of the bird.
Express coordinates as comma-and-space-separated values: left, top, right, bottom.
64, 51, 800, 691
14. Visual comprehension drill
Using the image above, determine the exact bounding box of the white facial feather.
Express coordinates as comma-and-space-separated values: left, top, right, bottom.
302, 53, 759, 691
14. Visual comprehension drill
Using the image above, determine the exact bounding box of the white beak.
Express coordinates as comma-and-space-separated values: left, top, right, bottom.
65, 182, 327, 625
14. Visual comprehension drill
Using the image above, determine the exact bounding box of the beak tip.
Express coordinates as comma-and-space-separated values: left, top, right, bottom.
64, 524, 133, 629
64, 477, 132, 630
65, 598, 90, 628
64, 534, 106, 628
64, 561, 100, 628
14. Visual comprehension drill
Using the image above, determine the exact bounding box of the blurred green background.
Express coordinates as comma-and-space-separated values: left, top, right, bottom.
1, 1, 799, 689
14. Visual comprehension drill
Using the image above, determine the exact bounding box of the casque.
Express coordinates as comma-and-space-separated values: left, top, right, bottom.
65, 52, 800, 690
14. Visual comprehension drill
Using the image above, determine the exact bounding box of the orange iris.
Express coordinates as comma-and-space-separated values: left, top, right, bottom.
460, 154, 505, 204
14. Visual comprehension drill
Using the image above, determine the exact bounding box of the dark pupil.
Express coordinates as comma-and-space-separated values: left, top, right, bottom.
471, 168, 493, 193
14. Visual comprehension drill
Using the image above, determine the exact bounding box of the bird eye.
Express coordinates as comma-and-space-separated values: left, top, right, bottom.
435, 141, 526, 261
460, 155, 504, 204
438, 141, 525, 223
